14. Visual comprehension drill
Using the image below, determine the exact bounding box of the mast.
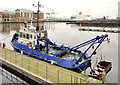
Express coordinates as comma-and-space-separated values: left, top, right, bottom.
32, 1, 44, 31
37, 1, 39, 31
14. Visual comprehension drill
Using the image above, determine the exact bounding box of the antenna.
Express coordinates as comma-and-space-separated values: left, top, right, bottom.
32, 1, 44, 31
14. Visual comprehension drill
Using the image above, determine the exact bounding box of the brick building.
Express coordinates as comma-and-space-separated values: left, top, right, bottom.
15, 9, 33, 21
10, 14, 16, 21
33, 12, 44, 20
0, 12, 2, 22
1, 10, 10, 21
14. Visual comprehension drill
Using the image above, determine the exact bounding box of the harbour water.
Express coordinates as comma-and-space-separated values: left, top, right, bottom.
0, 22, 119, 83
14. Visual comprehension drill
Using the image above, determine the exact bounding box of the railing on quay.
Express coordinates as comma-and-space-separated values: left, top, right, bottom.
0, 48, 99, 84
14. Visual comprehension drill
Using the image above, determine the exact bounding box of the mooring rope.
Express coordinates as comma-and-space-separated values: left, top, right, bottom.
71, 60, 88, 77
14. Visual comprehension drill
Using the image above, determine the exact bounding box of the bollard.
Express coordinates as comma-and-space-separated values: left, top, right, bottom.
51, 60, 54, 64
80, 23, 82, 27
21, 50, 23, 54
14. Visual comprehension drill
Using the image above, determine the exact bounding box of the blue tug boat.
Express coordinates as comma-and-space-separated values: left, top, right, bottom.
11, 23, 109, 72
10, 2, 110, 72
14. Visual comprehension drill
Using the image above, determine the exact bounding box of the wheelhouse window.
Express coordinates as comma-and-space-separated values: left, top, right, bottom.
23, 33, 25, 38
26, 34, 29, 39
30, 35, 32, 39
19, 32, 22, 37
34, 35, 36, 39
41, 33, 44, 38
37, 34, 41, 38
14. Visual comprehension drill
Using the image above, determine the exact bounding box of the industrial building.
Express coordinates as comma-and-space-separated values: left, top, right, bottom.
10, 13, 16, 21
33, 12, 44, 20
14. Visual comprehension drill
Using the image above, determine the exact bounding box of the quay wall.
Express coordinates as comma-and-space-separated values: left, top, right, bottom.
0, 19, 120, 27
67, 19, 120, 27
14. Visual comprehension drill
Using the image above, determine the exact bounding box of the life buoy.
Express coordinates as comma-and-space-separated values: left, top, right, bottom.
0, 43, 6, 48
29, 42, 32, 44
3, 43, 6, 48
29, 42, 32, 47
26, 43, 29, 46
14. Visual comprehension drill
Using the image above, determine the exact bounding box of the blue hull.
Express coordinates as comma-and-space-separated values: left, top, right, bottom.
11, 39, 90, 72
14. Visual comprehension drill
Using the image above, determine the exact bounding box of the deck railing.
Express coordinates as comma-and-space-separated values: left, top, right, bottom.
0, 48, 99, 84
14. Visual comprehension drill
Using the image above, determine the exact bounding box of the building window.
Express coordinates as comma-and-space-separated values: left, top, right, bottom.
5, 15, 8, 18
34, 36, 36, 39
23, 33, 25, 38
2, 15, 4, 18
26, 12, 28, 18
26, 34, 29, 39
23, 12, 24, 18
29, 13, 31, 18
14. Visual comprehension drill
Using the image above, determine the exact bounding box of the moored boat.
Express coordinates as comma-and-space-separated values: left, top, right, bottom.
89, 60, 112, 80
10, 21, 110, 72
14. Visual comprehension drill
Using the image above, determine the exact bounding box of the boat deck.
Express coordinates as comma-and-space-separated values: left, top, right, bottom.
41, 46, 85, 60
0, 48, 110, 84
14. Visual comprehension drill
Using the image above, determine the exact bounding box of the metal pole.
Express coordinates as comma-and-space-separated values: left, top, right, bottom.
28, 59, 30, 72
16, 54, 17, 65
74, 76, 75, 84
71, 75, 72, 85
37, 62, 38, 76
76, 77, 78, 83
22, 55, 23, 69
80, 78, 81, 85
36, 1, 40, 31
10, 52, 11, 63
46, 66, 47, 80
5, 50, 6, 60
0, 48, 1, 56
15, 54, 17, 65
58, 70, 59, 84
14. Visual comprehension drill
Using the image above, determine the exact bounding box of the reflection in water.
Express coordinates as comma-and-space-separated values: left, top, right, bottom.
0, 22, 118, 83
45, 22, 55, 31
0, 24, 10, 33
0, 23, 47, 34
0, 22, 56, 34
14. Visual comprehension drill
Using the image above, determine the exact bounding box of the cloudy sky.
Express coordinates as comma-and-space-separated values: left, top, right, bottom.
0, 0, 119, 19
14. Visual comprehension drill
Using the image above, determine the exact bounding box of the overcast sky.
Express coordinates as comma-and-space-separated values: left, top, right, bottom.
0, 0, 119, 19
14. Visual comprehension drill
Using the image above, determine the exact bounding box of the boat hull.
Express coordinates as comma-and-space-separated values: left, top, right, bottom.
11, 38, 90, 72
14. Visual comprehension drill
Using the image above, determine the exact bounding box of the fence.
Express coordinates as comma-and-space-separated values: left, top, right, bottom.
0, 48, 98, 84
